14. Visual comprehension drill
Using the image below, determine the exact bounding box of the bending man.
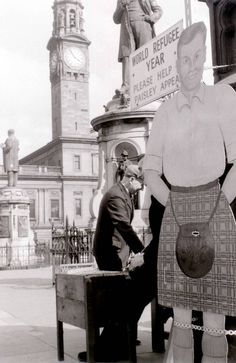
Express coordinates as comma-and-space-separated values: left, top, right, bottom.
78, 164, 144, 362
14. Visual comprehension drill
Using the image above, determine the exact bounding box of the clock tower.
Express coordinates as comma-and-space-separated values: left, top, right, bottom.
16, 0, 98, 237
47, 0, 91, 139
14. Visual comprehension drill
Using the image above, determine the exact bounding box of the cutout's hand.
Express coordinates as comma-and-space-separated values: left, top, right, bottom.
144, 14, 155, 24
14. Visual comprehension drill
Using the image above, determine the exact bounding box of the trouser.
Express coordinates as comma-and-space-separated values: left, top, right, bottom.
173, 308, 228, 363
95, 262, 157, 361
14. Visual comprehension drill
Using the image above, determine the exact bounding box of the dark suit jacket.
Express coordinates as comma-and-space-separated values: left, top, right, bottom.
93, 182, 144, 271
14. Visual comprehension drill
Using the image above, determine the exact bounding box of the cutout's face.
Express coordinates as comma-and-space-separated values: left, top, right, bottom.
176, 32, 206, 93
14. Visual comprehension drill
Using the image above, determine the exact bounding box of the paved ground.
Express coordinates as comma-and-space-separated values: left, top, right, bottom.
0, 267, 236, 363
0, 267, 166, 363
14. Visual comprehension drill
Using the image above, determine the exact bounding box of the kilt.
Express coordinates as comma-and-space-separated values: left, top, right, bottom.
157, 180, 236, 316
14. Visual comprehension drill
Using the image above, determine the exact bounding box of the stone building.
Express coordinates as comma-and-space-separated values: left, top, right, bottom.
199, 0, 236, 89
0, 0, 99, 243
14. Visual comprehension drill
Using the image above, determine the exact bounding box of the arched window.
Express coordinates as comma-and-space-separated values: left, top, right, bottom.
58, 9, 65, 28
69, 9, 76, 28
216, 1, 236, 75
223, 2, 236, 65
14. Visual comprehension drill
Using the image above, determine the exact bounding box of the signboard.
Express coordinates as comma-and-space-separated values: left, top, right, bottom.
130, 20, 183, 110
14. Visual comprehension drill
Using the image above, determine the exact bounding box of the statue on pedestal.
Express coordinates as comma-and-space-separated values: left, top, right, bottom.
116, 149, 132, 181
113, 0, 162, 96
1, 129, 19, 187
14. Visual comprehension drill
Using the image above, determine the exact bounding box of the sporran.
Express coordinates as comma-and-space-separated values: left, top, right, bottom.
170, 191, 221, 278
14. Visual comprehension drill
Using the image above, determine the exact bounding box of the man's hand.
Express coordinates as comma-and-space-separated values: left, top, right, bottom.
144, 14, 155, 24
128, 252, 144, 271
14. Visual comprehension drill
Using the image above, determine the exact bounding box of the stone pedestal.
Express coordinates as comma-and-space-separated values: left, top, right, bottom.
0, 187, 34, 267
90, 100, 161, 233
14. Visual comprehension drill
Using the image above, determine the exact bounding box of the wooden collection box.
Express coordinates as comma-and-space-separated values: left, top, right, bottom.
56, 268, 136, 362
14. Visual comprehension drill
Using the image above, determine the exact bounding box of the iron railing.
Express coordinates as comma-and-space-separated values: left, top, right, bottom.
51, 220, 150, 266
51, 218, 95, 282
0, 243, 51, 270
51, 220, 94, 265
0, 217, 151, 272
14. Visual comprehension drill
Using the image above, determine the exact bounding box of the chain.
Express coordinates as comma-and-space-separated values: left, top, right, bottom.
204, 63, 236, 71
174, 321, 236, 336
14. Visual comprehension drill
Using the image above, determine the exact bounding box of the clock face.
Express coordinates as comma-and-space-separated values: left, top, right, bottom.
50, 50, 58, 74
64, 47, 85, 70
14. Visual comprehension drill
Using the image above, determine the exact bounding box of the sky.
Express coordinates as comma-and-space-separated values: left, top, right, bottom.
0, 0, 213, 160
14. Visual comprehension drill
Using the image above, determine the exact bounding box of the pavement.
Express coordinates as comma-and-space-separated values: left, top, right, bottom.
0, 267, 167, 363
1, 267, 236, 363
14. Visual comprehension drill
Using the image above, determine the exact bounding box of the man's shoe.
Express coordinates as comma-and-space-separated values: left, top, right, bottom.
78, 351, 119, 362
78, 351, 87, 362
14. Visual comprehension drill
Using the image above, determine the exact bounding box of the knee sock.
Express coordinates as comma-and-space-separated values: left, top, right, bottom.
173, 326, 194, 363
202, 312, 228, 363
202, 332, 228, 363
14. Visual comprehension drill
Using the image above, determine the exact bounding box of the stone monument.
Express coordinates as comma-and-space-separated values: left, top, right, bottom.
111, 0, 163, 106
90, 1, 163, 231
115, 149, 132, 181
0, 130, 33, 267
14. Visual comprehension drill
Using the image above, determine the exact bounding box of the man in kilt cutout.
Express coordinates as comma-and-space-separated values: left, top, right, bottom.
143, 22, 236, 362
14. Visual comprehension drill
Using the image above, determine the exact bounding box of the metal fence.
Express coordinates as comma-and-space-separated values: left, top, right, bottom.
50, 222, 150, 267
51, 221, 94, 265
51, 220, 95, 282
0, 243, 51, 270
50, 221, 151, 282
0, 218, 151, 272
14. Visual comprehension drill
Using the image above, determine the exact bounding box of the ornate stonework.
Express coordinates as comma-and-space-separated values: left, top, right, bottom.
0, 187, 29, 204
47, 0, 91, 139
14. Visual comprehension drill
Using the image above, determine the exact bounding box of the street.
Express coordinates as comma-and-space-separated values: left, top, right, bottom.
0, 267, 164, 363
1, 267, 236, 363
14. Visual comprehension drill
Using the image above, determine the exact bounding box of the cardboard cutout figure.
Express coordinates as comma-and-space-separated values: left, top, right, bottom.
143, 22, 236, 362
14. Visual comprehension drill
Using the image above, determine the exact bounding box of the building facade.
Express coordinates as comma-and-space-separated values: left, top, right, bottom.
199, 0, 236, 88
0, 0, 98, 243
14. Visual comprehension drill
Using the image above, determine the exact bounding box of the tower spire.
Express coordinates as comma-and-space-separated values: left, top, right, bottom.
47, 0, 91, 139
52, 0, 85, 37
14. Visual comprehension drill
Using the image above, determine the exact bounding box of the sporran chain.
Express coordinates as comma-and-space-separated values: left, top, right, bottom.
174, 320, 236, 336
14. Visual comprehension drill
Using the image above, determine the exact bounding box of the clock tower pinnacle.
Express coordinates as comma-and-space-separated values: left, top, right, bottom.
47, 0, 91, 139
52, 0, 85, 37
